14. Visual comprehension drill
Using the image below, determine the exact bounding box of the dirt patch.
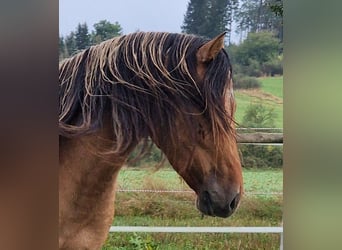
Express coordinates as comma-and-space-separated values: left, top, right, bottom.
237, 89, 283, 104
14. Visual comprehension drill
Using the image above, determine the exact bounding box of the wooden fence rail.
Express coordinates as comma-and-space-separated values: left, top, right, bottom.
237, 132, 283, 143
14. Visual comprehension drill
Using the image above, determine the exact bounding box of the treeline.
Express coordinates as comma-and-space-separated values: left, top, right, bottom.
228, 31, 283, 85
59, 20, 123, 60
60, 1, 283, 78
182, 0, 283, 43
182, 0, 283, 81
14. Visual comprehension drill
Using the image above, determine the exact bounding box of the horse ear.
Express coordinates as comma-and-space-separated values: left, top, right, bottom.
196, 32, 226, 63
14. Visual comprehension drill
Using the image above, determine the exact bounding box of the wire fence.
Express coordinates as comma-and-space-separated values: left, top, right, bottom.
116, 189, 282, 196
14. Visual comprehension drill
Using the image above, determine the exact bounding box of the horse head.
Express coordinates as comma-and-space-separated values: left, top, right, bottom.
151, 33, 243, 218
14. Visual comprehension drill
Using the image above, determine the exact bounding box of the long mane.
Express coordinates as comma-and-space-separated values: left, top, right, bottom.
59, 32, 235, 154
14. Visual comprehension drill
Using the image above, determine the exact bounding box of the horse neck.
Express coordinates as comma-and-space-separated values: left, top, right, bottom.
59, 123, 133, 249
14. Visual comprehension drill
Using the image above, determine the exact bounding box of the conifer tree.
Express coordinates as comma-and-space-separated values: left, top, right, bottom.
91, 20, 123, 44
182, 0, 209, 37
59, 36, 65, 60
64, 32, 77, 56
235, 0, 283, 41
75, 23, 90, 50
182, 0, 238, 41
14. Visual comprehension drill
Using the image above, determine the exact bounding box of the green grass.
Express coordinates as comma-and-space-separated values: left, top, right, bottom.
104, 232, 282, 250
234, 92, 253, 124
234, 76, 283, 128
242, 169, 283, 193
116, 168, 187, 191
234, 92, 283, 118
103, 168, 283, 250
116, 168, 283, 194
260, 76, 283, 98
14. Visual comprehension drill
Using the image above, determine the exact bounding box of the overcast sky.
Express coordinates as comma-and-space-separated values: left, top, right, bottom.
59, 0, 188, 36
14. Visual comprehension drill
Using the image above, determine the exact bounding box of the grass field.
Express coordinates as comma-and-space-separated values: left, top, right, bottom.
259, 76, 283, 99
234, 76, 283, 128
116, 168, 283, 194
102, 168, 283, 250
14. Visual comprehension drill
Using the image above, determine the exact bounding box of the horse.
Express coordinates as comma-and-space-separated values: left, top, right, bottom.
59, 31, 243, 249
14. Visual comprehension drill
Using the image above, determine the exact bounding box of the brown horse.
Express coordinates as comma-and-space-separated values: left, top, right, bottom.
59, 32, 243, 249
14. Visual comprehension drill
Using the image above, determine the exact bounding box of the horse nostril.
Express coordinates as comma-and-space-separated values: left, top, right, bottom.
203, 191, 212, 203
198, 190, 240, 217
229, 193, 240, 211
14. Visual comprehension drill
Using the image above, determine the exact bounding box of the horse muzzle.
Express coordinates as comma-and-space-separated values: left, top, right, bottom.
196, 189, 241, 218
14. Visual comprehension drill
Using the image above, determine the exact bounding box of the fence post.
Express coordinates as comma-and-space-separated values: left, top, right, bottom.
280, 232, 283, 250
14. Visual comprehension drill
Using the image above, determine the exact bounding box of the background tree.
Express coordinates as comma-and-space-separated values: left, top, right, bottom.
59, 37, 66, 60
182, 0, 209, 37
229, 31, 281, 76
182, 0, 238, 40
75, 23, 90, 50
64, 32, 77, 57
239, 102, 282, 169
235, 32, 280, 65
242, 102, 277, 128
59, 20, 123, 60
91, 20, 123, 44
269, 0, 283, 17
206, 0, 239, 41
225, 0, 239, 43
235, 0, 283, 41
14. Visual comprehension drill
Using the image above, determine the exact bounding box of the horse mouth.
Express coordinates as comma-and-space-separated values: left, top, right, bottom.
196, 191, 215, 216
196, 191, 240, 218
